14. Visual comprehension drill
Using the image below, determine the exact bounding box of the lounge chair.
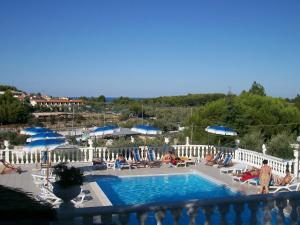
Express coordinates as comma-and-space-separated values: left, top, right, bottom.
216, 154, 233, 168
146, 148, 162, 168
38, 186, 86, 207
206, 152, 222, 166
32, 174, 56, 186
0, 159, 22, 174
220, 163, 250, 174
269, 177, 300, 193
130, 148, 148, 168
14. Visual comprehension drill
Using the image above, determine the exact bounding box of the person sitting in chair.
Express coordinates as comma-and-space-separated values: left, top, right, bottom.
275, 169, 292, 186
115, 154, 127, 169
0, 159, 22, 174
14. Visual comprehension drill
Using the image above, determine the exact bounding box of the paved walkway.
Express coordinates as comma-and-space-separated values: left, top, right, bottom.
0, 162, 258, 208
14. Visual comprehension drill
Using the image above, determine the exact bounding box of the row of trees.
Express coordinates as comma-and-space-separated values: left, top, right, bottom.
186, 82, 300, 159
0, 91, 30, 125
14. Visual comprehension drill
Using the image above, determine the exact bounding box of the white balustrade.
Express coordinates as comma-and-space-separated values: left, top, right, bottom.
54, 192, 300, 225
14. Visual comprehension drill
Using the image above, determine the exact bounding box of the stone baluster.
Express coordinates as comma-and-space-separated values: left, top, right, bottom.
233, 203, 245, 225
67, 151, 71, 162
288, 198, 300, 222
83, 215, 93, 225
101, 214, 112, 225
112, 152, 115, 161
171, 208, 182, 225
25, 151, 29, 164
15, 152, 19, 165
88, 147, 93, 162
218, 204, 230, 225
84, 149, 89, 162
187, 206, 198, 225
247, 201, 260, 225
53, 153, 57, 163
155, 209, 166, 225
193, 147, 196, 158
119, 213, 130, 225
137, 211, 148, 225
275, 198, 288, 225
202, 206, 213, 225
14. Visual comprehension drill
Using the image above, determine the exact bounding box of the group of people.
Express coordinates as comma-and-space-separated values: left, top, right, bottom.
259, 160, 292, 194
205, 153, 293, 194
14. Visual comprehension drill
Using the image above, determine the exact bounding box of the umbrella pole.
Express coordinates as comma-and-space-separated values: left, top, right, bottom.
46, 148, 50, 186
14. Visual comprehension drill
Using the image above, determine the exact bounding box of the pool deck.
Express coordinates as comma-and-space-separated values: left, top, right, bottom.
0, 162, 259, 208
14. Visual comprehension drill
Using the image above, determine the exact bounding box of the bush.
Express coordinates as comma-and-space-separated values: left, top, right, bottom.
239, 130, 264, 152
53, 163, 83, 188
267, 132, 295, 159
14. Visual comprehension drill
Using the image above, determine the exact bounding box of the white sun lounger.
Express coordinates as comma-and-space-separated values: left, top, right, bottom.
32, 174, 56, 186
38, 186, 86, 208
269, 177, 299, 193
220, 163, 250, 174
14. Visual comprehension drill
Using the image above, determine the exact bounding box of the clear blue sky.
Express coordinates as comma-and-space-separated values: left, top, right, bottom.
1, 0, 300, 98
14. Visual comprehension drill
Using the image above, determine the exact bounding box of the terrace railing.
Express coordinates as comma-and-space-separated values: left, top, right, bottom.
55, 191, 300, 225
0, 142, 298, 177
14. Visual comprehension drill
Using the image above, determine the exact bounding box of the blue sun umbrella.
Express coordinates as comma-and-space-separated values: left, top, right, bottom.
131, 125, 162, 135
26, 132, 64, 142
20, 127, 54, 136
89, 125, 119, 137
205, 126, 237, 136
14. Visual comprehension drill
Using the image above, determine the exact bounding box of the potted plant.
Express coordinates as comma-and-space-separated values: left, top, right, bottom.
52, 163, 83, 209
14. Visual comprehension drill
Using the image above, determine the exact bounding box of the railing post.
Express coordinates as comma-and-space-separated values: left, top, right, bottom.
293, 149, 299, 178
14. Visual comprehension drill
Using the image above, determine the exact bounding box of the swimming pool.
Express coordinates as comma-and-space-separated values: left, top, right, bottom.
96, 173, 238, 206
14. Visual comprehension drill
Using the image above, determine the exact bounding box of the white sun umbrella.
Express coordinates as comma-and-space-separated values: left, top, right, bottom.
205, 126, 237, 136
20, 127, 54, 136
205, 125, 237, 149
26, 132, 65, 143
89, 125, 119, 137
24, 139, 66, 185
131, 125, 162, 135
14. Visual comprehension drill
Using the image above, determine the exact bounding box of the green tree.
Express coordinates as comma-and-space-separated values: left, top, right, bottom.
97, 95, 106, 103
293, 94, 300, 110
239, 130, 264, 152
248, 81, 266, 96
0, 91, 30, 124
267, 132, 294, 159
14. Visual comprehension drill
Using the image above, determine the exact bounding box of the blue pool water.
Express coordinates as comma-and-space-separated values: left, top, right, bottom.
96, 173, 237, 206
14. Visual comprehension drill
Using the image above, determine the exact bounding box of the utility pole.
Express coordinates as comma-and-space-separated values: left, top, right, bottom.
71, 105, 75, 136
190, 108, 193, 144
142, 104, 144, 125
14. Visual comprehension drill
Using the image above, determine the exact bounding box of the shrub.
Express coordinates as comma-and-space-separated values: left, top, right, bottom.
53, 163, 83, 188
267, 132, 295, 159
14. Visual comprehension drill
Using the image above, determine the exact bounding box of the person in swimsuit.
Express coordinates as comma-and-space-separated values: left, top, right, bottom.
259, 160, 272, 194
275, 169, 292, 186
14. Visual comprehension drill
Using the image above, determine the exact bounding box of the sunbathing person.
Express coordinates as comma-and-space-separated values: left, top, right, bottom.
162, 152, 183, 166
274, 169, 292, 186
233, 168, 260, 182
206, 152, 222, 166
115, 154, 128, 169
0, 159, 22, 174
204, 153, 214, 164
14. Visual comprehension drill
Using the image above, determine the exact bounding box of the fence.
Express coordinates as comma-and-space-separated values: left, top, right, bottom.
0, 141, 298, 177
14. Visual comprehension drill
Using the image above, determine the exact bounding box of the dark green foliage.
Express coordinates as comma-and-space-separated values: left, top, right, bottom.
0, 185, 56, 221
187, 92, 300, 155
143, 93, 226, 107
0, 131, 28, 146
0, 84, 19, 92
53, 163, 83, 187
292, 94, 300, 110
248, 81, 266, 96
0, 91, 30, 124
267, 132, 295, 159
97, 95, 106, 103
239, 130, 264, 152
113, 96, 134, 104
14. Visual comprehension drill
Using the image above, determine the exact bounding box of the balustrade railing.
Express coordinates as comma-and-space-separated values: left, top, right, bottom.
235, 148, 294, 177
55, 191, 300, 225
0, 144, 298, 177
